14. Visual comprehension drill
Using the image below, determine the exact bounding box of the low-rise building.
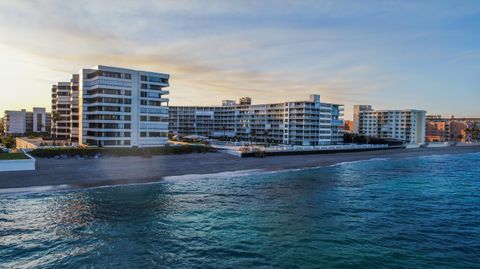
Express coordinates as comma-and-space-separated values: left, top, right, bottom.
343, 120, 354, 133
169, 94, 344, 146
3, 108, 51, 135
353, 105, 426, 144
426, 115, 480, 142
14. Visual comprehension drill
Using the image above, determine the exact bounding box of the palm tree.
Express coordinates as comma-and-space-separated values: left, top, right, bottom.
365, 135, 371, 144
0, 117, 4, 136
250, 128, 256, 145
221, 125, 227, 141
51, 112, 61, 146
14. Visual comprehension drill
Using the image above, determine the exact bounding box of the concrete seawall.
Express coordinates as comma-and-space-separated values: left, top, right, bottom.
0, 152, 36, 172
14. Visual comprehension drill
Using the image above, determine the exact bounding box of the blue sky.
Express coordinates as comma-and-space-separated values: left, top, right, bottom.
0, 0, 479, 119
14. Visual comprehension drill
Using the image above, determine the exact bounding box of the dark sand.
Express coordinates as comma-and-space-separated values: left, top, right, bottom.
0, 146, 479, 190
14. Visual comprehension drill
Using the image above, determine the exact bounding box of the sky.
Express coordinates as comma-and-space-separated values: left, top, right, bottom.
0, 0, 479, 120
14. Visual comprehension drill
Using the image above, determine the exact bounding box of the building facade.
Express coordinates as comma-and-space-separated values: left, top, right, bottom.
79, 65, 170, 147
51, 82, 71, 139
169, 95, 344, 146
426, 115, 480, 142
3, 110, 27, 135
32, 107, 50, 133
353, 105, 426, 144
70, 74, 80, 145
343, 120, 354, 133
3, 108, 51, 135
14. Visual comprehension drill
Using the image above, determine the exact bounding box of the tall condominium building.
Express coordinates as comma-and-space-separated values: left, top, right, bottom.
79, 65, 170, 147
70, 74, 80, 145
169, 94, 344, 146
353, 105, 426, 144
51, 82, 71, 139
3, 108, 51, 135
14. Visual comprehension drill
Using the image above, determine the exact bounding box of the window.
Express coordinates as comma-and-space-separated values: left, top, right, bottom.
124, 73, 131, 80
141, 75, 147, 81
148, 132, 168, 137
148, 76, 168, 83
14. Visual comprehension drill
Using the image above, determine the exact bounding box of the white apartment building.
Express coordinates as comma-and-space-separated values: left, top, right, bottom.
353, 105, 426, 144
169, 94, 344, 146
51, 82, 71, 139
32, 107, 49, 133
79, 65, 170, 147
3, 110, 27, 135
3, 108, 50, 135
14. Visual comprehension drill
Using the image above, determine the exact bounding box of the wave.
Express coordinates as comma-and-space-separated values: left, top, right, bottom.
3, 152, 476, 195
0, 158, 394, 195
0, 184, 72, 195
326, 158, 390, 168
163, 169, 265, 181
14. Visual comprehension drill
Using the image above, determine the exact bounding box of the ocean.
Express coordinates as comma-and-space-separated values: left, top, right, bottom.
1, 153, 479, 268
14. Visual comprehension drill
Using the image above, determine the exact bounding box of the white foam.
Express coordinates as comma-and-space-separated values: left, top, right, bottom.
0, 184, 72, 195
163, 169, 264, 181
5, 153, 468, 195
326, 158, 390, 167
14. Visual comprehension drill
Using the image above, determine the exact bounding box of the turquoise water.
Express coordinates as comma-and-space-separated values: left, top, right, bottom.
1, 153, 480, 268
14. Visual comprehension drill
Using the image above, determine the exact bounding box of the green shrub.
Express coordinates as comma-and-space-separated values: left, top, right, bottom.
29, 145, 217, 158
0, 136, 16, 148
0, 153, 30, 160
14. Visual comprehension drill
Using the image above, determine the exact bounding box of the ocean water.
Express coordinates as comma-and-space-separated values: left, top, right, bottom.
1, 153, 480, 268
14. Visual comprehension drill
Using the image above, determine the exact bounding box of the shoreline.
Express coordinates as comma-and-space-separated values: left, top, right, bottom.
0, 146, 479, 193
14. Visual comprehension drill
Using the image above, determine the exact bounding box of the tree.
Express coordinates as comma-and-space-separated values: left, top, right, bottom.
221, 125, 227, 140
264, 129, 270, 147
0, 117, 4, 136
250, 128, 256, 145
51, 112, 61, 146
1, 136, 15, 148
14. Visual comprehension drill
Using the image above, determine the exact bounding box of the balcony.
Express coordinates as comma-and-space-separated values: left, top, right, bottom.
331, 120, 344, 126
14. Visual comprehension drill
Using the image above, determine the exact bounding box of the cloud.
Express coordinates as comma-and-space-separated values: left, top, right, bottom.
0, 0, 479, 118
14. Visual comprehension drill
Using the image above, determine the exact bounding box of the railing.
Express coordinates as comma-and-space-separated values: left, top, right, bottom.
212, 141, 390, 154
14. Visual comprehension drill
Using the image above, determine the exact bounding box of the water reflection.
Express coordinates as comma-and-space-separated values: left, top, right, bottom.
1, 153, 480, 268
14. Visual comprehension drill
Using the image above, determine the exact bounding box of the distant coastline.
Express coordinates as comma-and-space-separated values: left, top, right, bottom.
0, 146, 479, 192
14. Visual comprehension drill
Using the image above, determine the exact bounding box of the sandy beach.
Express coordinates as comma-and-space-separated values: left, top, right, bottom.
0, 146, 479, 190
